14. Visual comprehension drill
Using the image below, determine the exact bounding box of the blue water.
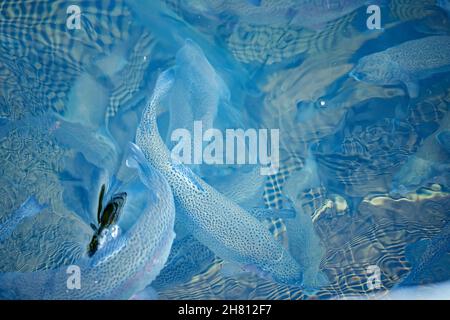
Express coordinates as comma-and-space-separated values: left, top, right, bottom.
0, 0, 449, 300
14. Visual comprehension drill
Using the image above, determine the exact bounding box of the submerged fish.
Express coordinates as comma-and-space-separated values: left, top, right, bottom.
288, 0, 376, 30
136, 69, 304, 286
0, 144, 176, 299
282, 154, 329, 291
0, 112, 119, 172
392, 111, 450, 195
401, 220, 450, 286
338, 280, 450, 300
87, 186, 127, 257
0, 196, 47, 244
350, 36, 450, 98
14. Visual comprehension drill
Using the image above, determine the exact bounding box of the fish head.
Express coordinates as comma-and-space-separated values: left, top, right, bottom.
390, 156, 435, 197
350, 53, 400, 85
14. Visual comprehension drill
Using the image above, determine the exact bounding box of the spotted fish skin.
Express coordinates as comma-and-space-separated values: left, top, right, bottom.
0, 144, 176, 300
136, 69, 304, 286
288, 0, 371, 30
401, 220, 450, 287
351, 36, 450, 98
176, 0, 369, 29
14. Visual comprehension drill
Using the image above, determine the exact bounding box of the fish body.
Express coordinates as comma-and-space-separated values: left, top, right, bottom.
0, 144, 176, 299
338, 280, 450, 300
152, 235, 215, 290
0, 197, 46, 243
437, 0, 450, 15
288, 0, 370, 30
88, 189, 128, 257
136, 69, 304, 286
165, 40, 229, 147
351, 36, 450, 98
204, 164, 266, 209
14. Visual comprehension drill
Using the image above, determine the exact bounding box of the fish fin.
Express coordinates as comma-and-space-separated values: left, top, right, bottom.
436, 131, 450, 154
246, 207, 296, 220
0, 196, 47, 243
404, 81, 420, 98
220, 261, 273, 283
